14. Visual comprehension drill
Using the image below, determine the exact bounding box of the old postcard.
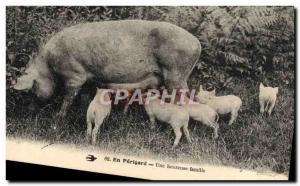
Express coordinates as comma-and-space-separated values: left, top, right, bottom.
6, 6, 295, 180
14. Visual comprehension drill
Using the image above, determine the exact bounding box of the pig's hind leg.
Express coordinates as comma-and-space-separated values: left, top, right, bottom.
172, 125, 182, 148
182, 123, 192, 143
229, 110, 238, 126
268, 99, 276, 116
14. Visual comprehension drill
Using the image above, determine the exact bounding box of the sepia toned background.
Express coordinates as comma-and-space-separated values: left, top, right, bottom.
6, 6, 294, 175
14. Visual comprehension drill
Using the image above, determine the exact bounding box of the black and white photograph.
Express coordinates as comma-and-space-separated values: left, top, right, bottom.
5, 6, 295, 180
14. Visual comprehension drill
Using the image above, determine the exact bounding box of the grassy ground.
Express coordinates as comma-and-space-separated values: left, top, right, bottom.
6, 78, 294, 175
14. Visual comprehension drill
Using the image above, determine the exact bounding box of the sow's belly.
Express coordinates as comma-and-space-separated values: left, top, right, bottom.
93, 64, 162, 90
100, 58, 160, 83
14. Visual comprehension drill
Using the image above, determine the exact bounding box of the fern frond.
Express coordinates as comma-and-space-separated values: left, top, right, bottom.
238, 7, 280, 34
218, 51, 248, 64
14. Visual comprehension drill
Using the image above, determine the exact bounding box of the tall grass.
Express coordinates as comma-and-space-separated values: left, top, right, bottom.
6, 78, 294, 175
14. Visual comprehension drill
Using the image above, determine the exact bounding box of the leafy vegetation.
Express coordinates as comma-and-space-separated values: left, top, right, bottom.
6, 6, 294, 175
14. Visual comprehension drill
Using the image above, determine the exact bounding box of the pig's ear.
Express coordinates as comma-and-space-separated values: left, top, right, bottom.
210, 89, 216, 96
259, 82, 264, 89
96, 87, 101, 93
199, 85, 203, 91
13, 73, 35, 91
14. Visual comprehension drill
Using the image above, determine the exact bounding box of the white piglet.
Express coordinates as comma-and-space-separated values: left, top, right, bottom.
179, 97, 219, 139
144, 94, 191, 148
196, 85, 242, 126
185, 103, 219, 139
259, 83, 278, 115
86, 88, 112, 145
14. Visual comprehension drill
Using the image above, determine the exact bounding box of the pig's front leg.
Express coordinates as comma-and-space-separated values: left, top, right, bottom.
52, 86, 81, 140
56, 86, 81, 119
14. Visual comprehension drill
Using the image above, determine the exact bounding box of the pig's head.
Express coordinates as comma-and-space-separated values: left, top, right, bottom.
13, 63, 38, 91
196, 85, 215, 103
13, 57, 55, 100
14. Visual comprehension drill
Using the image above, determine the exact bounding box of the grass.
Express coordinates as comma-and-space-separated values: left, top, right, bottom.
6, 78, 294, 175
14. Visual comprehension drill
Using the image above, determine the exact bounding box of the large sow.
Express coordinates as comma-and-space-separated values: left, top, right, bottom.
14, 20, 201, 119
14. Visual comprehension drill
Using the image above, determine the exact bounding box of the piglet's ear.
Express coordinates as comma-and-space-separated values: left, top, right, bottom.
211, 89, 216, 96
259, 82, 264, 89
199, 85, 203, 91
